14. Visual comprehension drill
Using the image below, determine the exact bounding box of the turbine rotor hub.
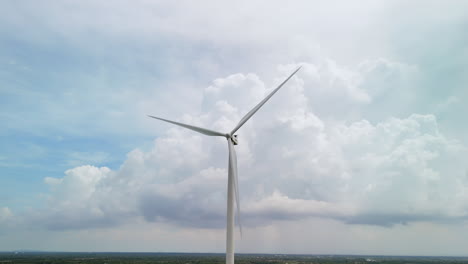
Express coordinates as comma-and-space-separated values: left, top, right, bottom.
231, 134, 239, 145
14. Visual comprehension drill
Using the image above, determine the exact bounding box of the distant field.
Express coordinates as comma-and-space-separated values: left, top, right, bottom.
1, 252, 468, 264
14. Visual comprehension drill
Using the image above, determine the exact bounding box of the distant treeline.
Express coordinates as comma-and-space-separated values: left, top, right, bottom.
1, 252, 468, 264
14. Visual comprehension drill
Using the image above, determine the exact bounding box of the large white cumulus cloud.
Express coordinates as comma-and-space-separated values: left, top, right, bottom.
32, 59, 468, 230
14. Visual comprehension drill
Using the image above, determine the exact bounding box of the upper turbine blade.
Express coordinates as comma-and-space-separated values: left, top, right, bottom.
148, 115, 226, 137
230, 66, 302, 135
228, 139, 242, 237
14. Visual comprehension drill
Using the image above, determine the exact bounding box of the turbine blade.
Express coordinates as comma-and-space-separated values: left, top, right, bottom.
148, 115, 226, 137
228, 139, 242, 237
230, 66, 302, 135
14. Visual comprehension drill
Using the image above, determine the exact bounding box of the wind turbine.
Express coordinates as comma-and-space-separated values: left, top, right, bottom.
148, 66, 301, 264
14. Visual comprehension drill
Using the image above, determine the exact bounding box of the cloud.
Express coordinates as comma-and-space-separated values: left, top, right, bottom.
65, 151, 111, 167
0, 207, 12, 222
2, 0, 464, 145
245, 191, 354, 222
0, 207, 14, 235
332, 114, 468, 225
39, 165, 130, 230
12, 60, 464, 232
1, 0, 468, 255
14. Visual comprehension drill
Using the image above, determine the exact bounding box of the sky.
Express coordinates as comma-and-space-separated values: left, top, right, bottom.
1, 0, 468, 256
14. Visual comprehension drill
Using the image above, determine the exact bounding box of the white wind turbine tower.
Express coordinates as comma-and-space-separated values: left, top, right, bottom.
148, 66, 301, 264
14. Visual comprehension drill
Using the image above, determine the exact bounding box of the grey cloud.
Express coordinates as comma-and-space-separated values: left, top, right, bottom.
139, 192, 225, 229
342, 213, 468, 227
344, 214, 431, 227
41, 212, 120, 231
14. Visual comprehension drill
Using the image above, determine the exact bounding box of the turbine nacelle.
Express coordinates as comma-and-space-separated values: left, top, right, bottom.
231, 135, 238, 145
225, 134, 239, 145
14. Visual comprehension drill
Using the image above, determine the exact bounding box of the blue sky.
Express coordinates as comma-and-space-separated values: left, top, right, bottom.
1, 0, 468, 256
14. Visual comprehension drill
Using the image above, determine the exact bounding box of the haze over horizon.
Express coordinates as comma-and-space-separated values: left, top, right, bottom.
1, 0, 468, 257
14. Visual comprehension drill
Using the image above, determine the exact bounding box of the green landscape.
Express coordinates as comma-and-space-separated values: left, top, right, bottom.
1, 253, 468, 264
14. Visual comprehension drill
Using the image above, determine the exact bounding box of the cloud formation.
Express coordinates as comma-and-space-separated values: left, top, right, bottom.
2, 0, 468, 254
26, 59, 467, 231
